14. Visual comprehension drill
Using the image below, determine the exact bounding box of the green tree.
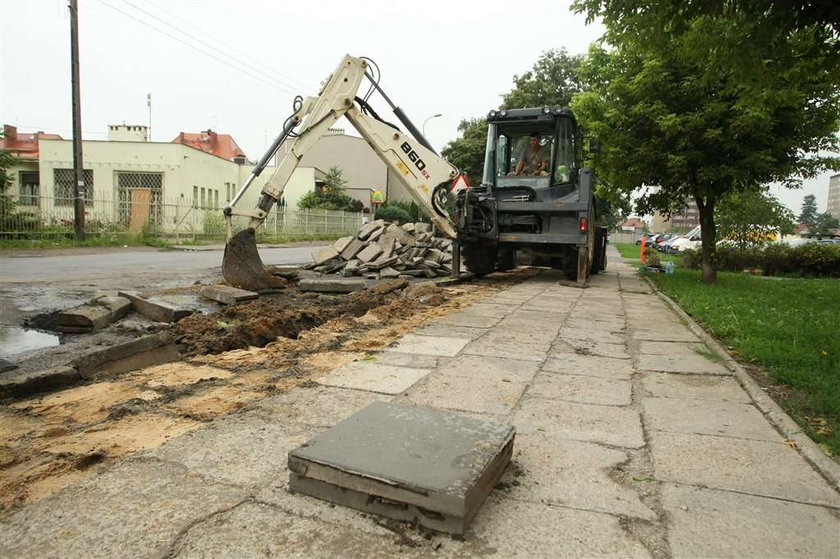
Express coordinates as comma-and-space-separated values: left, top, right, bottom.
0, 146, 18, 230
571, 8, 840, 283
799, 193, 818, 228
812, 212, 840, 236
501, 48, 584, 109
716, 189, 795, 249
297, 166, 362, 212
441, 118, 487, 185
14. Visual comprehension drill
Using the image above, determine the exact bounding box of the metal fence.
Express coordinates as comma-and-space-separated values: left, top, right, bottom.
1, 195, 367, 241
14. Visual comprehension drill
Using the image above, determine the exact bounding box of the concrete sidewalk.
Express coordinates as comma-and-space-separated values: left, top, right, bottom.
3, 247, 838, 557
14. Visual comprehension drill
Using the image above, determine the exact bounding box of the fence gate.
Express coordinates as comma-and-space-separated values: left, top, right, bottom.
116, 172, 163, 232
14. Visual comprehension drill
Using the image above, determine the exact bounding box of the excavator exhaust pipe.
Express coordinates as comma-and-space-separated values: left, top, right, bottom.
222, 228, 287, 290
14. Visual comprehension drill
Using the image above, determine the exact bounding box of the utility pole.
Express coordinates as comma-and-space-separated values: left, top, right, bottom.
69, 0, 85, 240
147, 93, 152, 141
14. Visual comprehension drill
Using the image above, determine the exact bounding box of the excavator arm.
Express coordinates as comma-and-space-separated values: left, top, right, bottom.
222, 55, 459, 289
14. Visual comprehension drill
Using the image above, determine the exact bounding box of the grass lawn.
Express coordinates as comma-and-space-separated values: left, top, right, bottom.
613, 242, 680, 264
646, 268, 840, 456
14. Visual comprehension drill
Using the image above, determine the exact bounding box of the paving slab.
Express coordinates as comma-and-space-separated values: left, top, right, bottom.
411, 322, 489, 340
298, 278, 367, 293
528, 372, 632, 406
436, 311, 503, 328
405, 371, 528, 416
118, 290, 194, 323
0, 458, 246, 559
643, 396, 782, 441
503, 434, 655, 520
198, 285, 258, 305
637, 340, 709, 356
315, 361, 431, 394
70, 332, 181, 380
390, 333, 470, 357
636, 352, 730, 375
559, 327, 625, 344
649, 431, 840, 507
542, 353, 635, 379
367, 351, 443, 369
457, 302, 513, 319
436, 354, 541, 384
288, 401, 514, 534
661, 483, 840, 559
553, 339, 631, 359
630, 328, 699, 342
462, 337, 549, 362
565, 317, 626, 333
144, 413, 314, 488
170, 500, 397, 558
247, 385, 392, 428
515, 397, 645, 448
640, 372, 751, 402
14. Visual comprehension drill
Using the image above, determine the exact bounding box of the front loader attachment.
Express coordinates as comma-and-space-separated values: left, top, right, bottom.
222, 228, 287, 290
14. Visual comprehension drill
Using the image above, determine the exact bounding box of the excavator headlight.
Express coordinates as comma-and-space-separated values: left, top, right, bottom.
500, 110, 507, 117
488, 110, 497, 118
543, 107, 551, 114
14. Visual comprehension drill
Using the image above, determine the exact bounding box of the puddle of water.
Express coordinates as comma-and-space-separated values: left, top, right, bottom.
0, 326, 61, 359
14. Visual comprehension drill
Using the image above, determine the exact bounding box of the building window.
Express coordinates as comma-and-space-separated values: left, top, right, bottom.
54, 168, 93, 206
200, 187, 206, 208
193, 186, 198, 208
214, 189, 219, 210
19, 171, 40, 205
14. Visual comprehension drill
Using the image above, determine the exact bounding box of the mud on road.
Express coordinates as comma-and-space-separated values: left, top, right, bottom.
0, 270, 535, 515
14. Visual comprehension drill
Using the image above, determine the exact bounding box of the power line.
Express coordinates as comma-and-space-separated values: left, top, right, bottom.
114, 0, 305, 94
89, 0, 299, 95
139, 0, 311, 92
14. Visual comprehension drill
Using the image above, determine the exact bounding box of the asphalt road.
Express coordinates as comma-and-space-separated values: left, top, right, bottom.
0, 244, 320, 284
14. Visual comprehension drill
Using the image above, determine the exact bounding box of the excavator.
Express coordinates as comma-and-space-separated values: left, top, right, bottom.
222, 54, 607, 289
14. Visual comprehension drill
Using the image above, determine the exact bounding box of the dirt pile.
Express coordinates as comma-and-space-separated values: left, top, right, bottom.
305, 220, 455, 279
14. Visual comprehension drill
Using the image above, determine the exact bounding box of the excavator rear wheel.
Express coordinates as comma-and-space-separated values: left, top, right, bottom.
462, 242, 498, 277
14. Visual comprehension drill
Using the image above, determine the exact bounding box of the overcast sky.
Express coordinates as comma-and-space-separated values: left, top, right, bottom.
1, 0, 836, 215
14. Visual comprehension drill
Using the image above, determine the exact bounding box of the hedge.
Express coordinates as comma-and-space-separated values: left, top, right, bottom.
681, 243, 840, 278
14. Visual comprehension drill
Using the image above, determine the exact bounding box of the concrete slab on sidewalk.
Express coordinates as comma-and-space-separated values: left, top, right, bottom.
248, 385, 392, 428
405, 371, 528, 416
639, 372, 751, 402
542, 353, 635, 379
436, 354, 541, 384
436, 312, 503, 328
315, 361, 431, 394
553, 339, 631, 359
457, 302, 513, 319
0, 458, 246, 559
505, 434, 655, 520
637, 340, 709, 355
637, 353, 730, 375
411, 322, 489, 340
661, 483, 840, 559
390, 333, 470, 357
559, 327, 625, 344
367, 351, 444, 369
643, 396, 781, 441
649, 431, 840, 507
462, 337, 549, 362
630, 328, 699, 342
528, 372, 632, 406
515, 397, 645, 448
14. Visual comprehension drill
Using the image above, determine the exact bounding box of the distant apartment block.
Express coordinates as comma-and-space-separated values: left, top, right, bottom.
651, 199, 700, 232
828, 173, 840, 219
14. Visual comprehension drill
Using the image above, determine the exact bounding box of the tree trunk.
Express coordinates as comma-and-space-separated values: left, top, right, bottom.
696, 195, 717, 283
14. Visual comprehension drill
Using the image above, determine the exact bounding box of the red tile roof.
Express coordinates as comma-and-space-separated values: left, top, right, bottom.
1, 125, 63, 160
171, 129, 247, 161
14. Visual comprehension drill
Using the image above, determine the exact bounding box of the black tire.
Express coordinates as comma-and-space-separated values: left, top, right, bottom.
497, 249, 516, 271
463, 242, 498, 277
592, 227, 608, 273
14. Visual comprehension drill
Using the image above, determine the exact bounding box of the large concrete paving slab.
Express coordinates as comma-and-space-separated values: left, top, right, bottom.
0, 458, 246, 559
367, 350, 444, 369
559, 327, 625, 344
515, 397, 645, 448
287, 401, 514, 535
528, 372, 632, 406
640, 372, 751, 402
404, 370, 528, 416
642, 397, 782, 441
390, 333, 470, 357
503, 434, 655, 520
637, 340, 710, 355
630, 328, 699, 342
553, 339, 631, 359
436, 354, 541, 384
411, 322, 489, 340
457, 302, 513, 319
315, 361, 431, 394
542, 353, 636, 379
565, 317, 626, 333
661, 483, 840, 558
169, 501, 399, 558
461, 337, 550, 362
636, 353, 730, 375
649, 431, 840, 507
436, 311, 503, 328
248, 385, 392, 428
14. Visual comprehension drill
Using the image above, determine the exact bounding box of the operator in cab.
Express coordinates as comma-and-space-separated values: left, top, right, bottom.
514, 132, 549, 176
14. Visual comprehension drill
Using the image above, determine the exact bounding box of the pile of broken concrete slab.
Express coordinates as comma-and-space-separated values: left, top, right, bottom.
306, 220, 455, 280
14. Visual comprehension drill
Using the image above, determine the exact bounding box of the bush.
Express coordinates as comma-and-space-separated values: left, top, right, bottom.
374, 205, 411, 224
680, 243, 840, 277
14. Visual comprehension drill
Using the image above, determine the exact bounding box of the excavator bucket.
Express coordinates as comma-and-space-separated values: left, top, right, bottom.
222, 228, 287, 290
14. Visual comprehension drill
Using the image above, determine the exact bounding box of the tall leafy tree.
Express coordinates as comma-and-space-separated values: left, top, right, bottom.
716, 189, 795, 248
571, 5, 840, 283
799, 194, 819, 228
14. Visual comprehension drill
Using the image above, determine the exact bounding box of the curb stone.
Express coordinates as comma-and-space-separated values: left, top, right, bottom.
641, 274, 840, 492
